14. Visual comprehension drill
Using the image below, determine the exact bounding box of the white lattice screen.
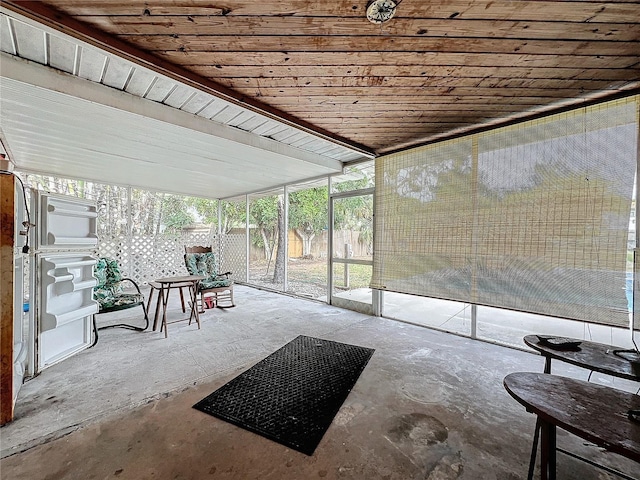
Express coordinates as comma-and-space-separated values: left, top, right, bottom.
98, 232, 246, 285
221, 234, 248, 282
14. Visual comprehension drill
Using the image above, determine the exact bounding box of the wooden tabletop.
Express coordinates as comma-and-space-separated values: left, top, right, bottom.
504, 372, 640, 462
524, 335, 640, 381
154, 275, 206, 284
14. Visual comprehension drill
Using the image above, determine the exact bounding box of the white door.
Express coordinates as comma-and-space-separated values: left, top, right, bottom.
329, 189, 376, 315
32, 192, 99, 371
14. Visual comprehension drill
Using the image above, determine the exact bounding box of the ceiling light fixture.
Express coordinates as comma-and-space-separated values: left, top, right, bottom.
366, 0, 399, 24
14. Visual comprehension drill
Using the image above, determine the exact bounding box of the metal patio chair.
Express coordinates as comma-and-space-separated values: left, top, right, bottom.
91, 257, 149, 347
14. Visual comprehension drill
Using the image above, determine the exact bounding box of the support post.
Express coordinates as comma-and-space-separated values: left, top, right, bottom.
0, 173, 16, 425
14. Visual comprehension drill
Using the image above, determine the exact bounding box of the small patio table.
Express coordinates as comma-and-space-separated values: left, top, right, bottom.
523, 334, 640, 380
154, 275, 205, 338
521, 335, 640, 480
504, 372, 640, 480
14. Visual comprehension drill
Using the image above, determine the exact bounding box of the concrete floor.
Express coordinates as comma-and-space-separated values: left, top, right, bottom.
1, 285, 638, 479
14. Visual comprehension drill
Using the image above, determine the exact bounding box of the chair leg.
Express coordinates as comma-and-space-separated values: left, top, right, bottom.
97, 307, 148, 332
199, 292, 206, 314
153, 290, 162, 330
146, 287, 155, 316
216, 287, 235, 308
94, 298, 150, 339
140, 301, 150, 330
90, 314, 99, 348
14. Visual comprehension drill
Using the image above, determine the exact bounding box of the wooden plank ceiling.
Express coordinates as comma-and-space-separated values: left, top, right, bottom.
4, 0, 640, 155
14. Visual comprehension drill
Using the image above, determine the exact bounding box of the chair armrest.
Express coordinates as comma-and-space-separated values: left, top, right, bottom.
219, 271, 232, 278
121, 277, 143, 294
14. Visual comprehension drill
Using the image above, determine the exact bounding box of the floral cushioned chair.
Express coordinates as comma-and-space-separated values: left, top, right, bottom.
184, 246, 235, 310
91, 257, 149, 347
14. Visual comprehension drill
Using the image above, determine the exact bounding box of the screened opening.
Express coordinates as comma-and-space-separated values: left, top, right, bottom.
373, 95, 639, 330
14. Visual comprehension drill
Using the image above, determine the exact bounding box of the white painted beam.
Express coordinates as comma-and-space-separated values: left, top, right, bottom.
1, 53, 343, 172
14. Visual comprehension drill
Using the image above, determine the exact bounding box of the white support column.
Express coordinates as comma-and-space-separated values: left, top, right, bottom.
471, 304, 478, 339
216, 199, 222, 264
327, 177, 334, 304
283, 185, 289, 292
245, 195, 250, 283
126, 186, 133, 275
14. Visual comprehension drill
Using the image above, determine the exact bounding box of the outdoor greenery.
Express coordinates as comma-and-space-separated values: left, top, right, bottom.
19, 167, 374, 282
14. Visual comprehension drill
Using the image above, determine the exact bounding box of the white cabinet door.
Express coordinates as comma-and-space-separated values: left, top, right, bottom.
34, 192, 99, 371
37, 253, 98, 369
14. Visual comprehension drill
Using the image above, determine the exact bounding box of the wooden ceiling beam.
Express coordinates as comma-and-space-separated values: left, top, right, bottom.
41, 0, 640, 23
212, 77, 624, 90
229, 86, 630, 98
120, 35, 638, 58
85, 16, 640, 42
267, 95, 625, 106
189, 65, 640, 82
156, 51, 640, 69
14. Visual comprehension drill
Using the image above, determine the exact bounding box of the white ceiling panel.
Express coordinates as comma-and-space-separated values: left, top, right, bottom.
102, 57, 133, 90
196, 98, 228, 119
0, 9, 370, 199
77, 47, 105, 82
0, 69, 343, 199
144, 76, 176, 102
181, 92, 215, 115
164, 85, 196, 109
48, 34, 76, 73
11, 19, 45, 64
211, 105, 244, 124
124, 68, 156, 97
0, 16, 16, 55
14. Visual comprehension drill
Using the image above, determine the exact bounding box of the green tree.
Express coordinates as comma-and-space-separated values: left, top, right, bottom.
332, 176, 374, 253
220, 200, 247, 233
188, 197, 219, 232
160, 194, 195, 233
250, 195, 280, 273
273, 196, 286, 284
289, 187, 328, 256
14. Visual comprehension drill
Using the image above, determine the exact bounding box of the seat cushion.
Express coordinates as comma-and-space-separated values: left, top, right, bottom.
96, 292, 144, 310
200, 278, 232, 289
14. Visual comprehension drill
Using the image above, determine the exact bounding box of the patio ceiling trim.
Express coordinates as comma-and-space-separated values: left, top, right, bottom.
2, 53, 344, 173
2, 54, 350, 199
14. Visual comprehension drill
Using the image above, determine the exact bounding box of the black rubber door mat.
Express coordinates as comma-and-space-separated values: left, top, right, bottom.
193, 335, 375, 455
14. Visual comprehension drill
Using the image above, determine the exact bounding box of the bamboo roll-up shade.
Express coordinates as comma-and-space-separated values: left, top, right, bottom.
372, 95, 638, 327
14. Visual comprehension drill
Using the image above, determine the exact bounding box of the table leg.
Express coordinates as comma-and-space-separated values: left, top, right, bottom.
188, 281, 201, 329
154, 290, 162, 330
161, 284, 171, 338
179, 287, 186, 313
527, 417, 541, 480
544, 356, 552, 374
539, 419, 556, 480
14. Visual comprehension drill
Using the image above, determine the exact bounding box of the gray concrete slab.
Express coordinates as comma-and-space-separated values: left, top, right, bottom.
1, 285, 638, 479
